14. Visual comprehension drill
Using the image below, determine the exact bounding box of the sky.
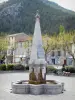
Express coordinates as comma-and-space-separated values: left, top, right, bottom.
49, 0, 75, 12
0, 0, 75, 12
0, 0, 8, 3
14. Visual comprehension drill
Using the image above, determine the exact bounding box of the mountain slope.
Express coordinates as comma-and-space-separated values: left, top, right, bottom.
44, 1, 75, 15
0, 0, 75, 34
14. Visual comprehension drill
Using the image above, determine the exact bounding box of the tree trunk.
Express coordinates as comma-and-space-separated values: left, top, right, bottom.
45, 54, 47, 62
72, 58, 75, 67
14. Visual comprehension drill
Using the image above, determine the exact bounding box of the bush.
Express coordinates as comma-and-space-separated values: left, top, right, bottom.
6, 64, 14, 70
62, 67, 65, 72
0, 64, 6, 71
47, 66, 57, 73
69, 67, 75, 73
25, 66, 29, 70
14, 64, 25, 70
62, 66, 75, 73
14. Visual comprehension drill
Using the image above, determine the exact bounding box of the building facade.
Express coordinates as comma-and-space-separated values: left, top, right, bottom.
47, 49, 73, 66
6, 33, 75, 66
7, 33, 31, 65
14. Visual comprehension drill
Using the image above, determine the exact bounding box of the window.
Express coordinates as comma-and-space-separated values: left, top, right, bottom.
52, 59, 55, 64
58, 51, 61, 56
12, 37, 13, 39
67, 58, 72, 65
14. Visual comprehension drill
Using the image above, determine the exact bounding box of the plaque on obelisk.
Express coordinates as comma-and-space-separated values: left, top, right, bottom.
29, 11, 46, 84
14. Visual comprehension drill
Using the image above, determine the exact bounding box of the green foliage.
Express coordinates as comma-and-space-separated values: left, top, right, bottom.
62, 67, 65, 72
6, 64, 14, 70
47, 66, 57, 73
25, 66, 29, 70
59, 25, 65, 35
43, 33, 75, 67
14, 64, 25, 70
0, 36, 8, 63
0, 64, 6, 71
0, 64, 25, 71
43, 34, 58, 60
0, 36, 8, 52
62, 66, 75, 73
0, 0, 75, 34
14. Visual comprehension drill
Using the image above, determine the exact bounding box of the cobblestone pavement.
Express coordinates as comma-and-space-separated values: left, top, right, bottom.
0, 72, 75, 100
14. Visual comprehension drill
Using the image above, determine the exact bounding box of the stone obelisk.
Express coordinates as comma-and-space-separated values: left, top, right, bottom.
29, 11, 46, 84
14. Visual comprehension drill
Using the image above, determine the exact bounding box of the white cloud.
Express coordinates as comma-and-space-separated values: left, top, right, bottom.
0, 0, 8, 3
49, 0, 75, 12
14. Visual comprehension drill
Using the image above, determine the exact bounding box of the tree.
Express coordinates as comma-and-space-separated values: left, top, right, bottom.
43, 33, 75, 67
56, 33, 75, 67
0, 36, 8, 63
59, 25, 65, 35
43, 34, 58, 61
24, 36, 32, 66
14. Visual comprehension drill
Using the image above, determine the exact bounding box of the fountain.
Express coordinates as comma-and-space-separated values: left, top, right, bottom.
11, 11, 64, 95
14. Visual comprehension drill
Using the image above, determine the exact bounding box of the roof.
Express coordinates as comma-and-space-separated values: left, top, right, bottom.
7, 32, 27, 37
7, 33, 31, 42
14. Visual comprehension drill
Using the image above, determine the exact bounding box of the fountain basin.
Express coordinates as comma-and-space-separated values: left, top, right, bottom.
11, 80, 64, 95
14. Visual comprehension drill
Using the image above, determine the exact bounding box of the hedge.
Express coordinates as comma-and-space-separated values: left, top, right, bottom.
0, 64, 6, 71
0, 64, 25, 71
13, 64, 25, 70
62, 66, 75, 73
25, 66, 29, 70
47, 66, 58, 73
6, 64, 14, 70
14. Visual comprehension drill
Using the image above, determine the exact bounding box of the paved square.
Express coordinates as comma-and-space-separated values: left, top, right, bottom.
0, 72, 75, 100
